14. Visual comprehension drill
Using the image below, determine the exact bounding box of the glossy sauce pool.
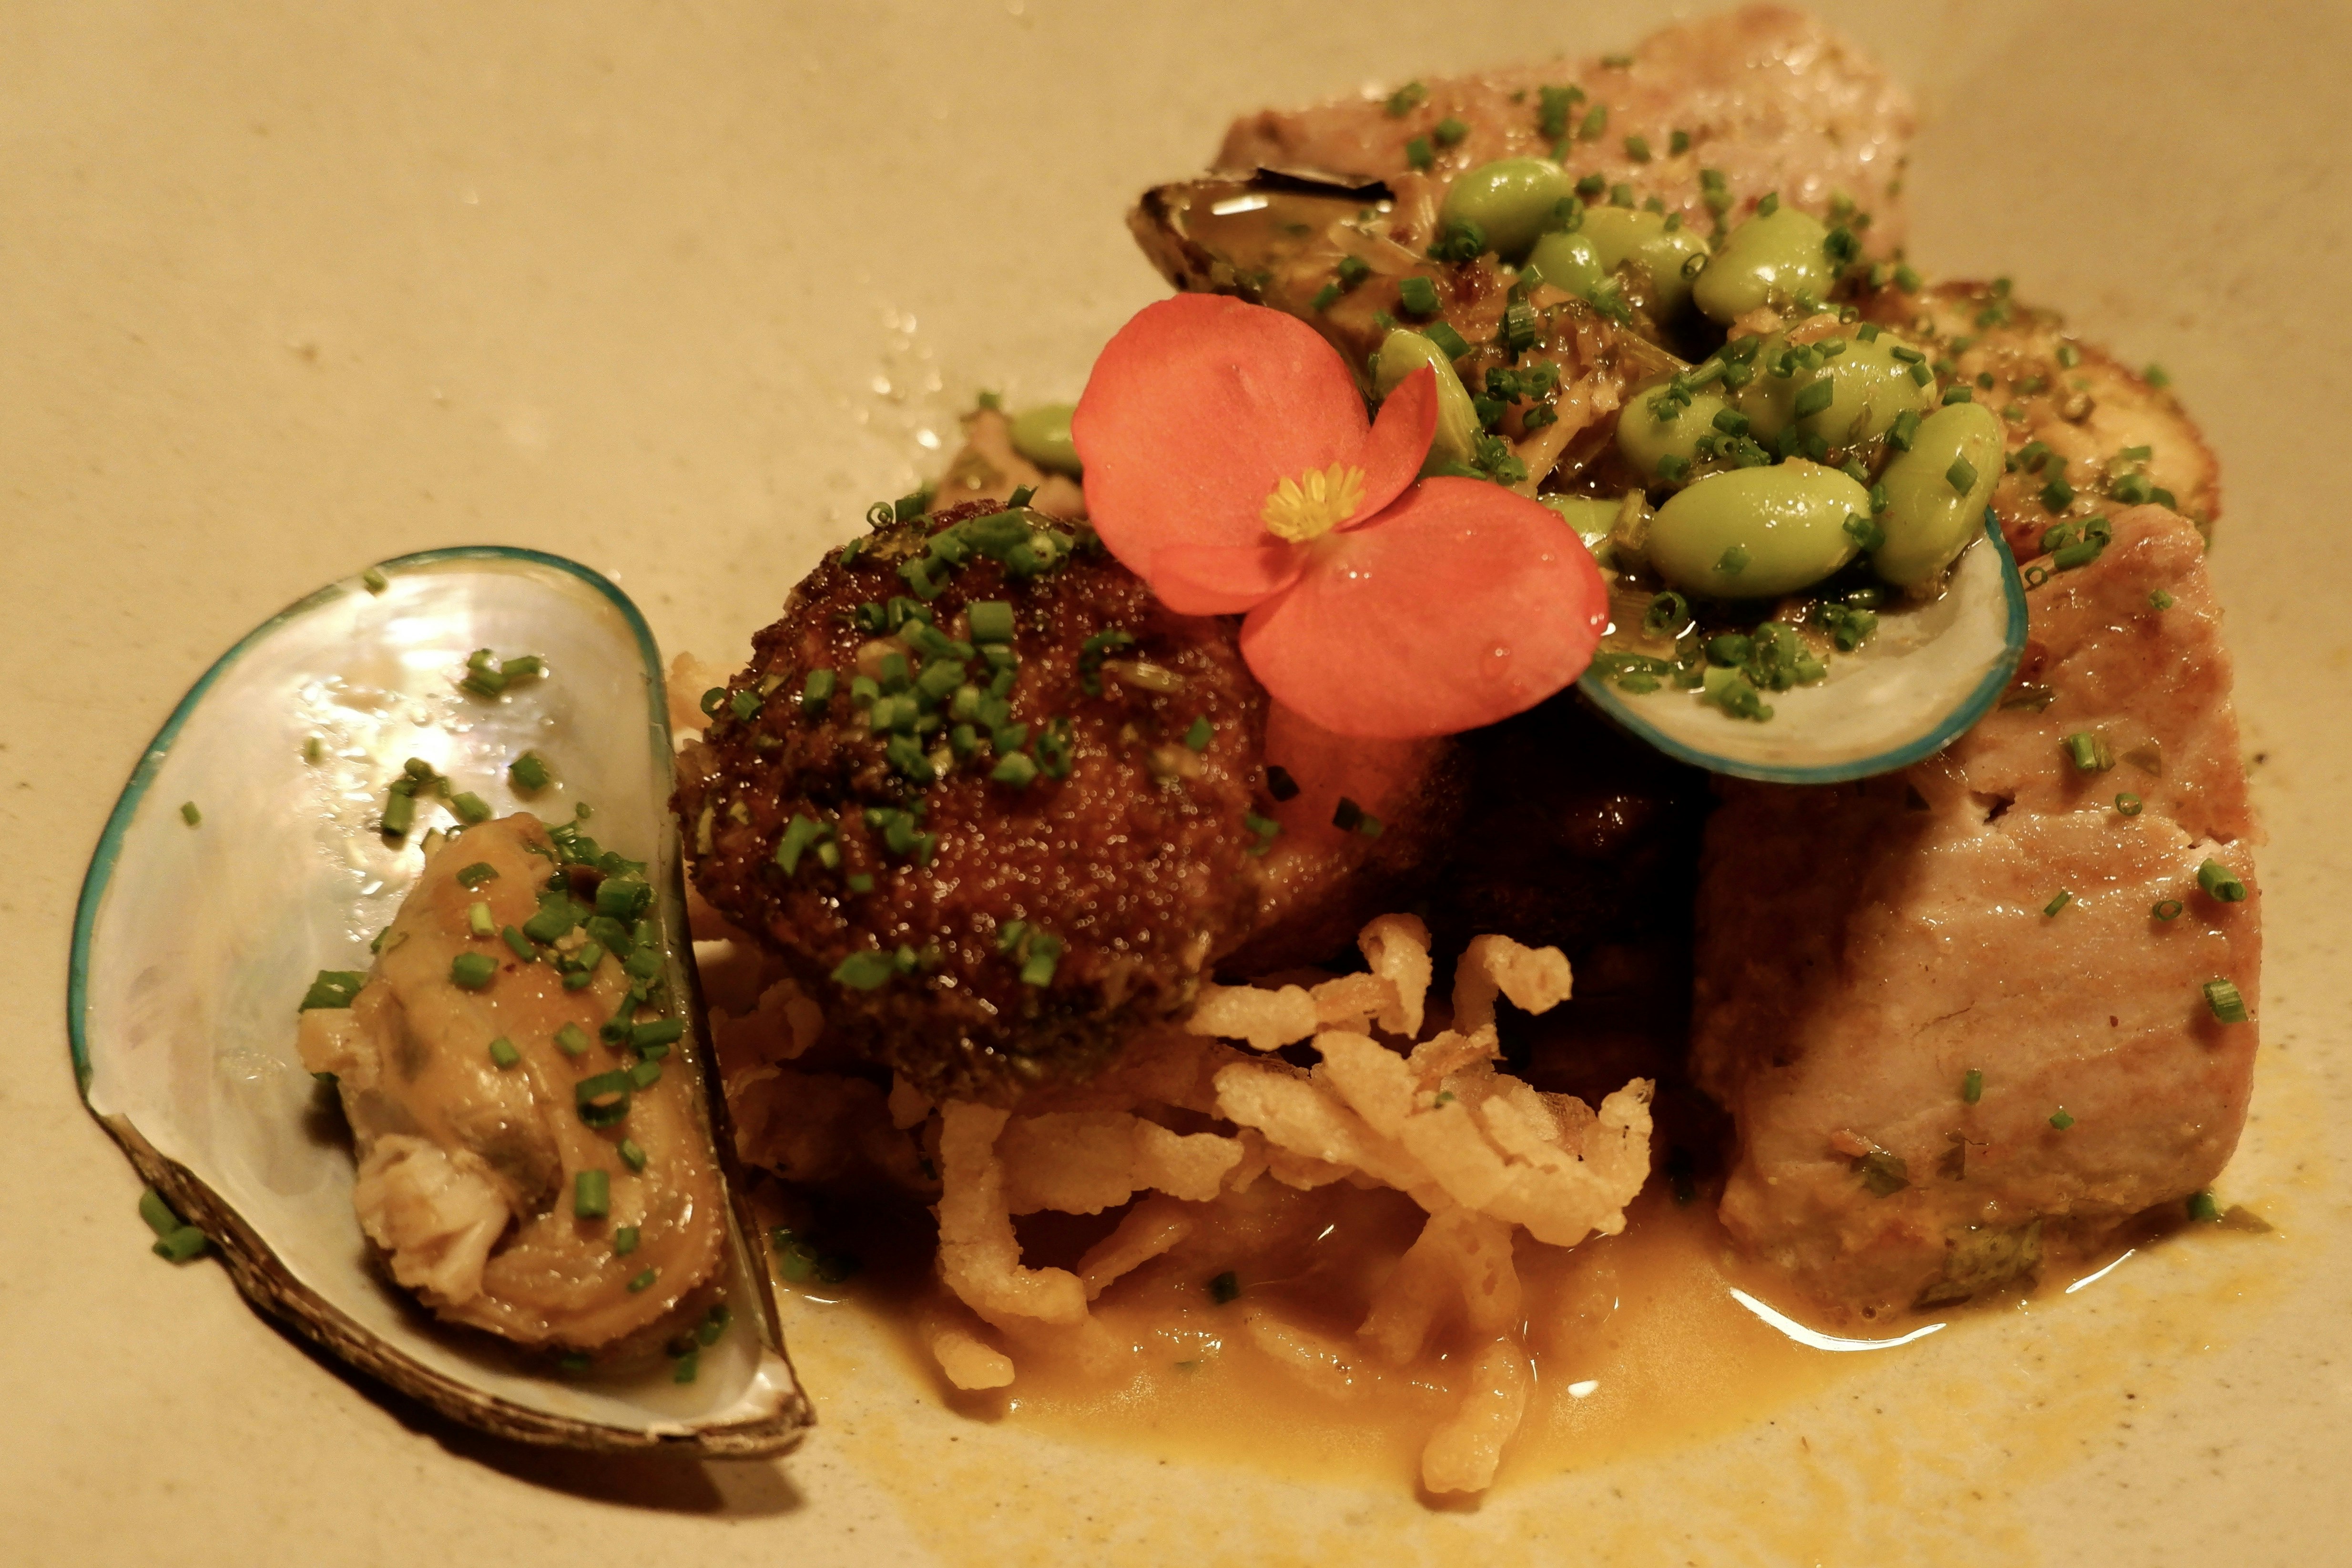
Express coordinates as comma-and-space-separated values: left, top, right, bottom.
767, 1179, 1985, 1492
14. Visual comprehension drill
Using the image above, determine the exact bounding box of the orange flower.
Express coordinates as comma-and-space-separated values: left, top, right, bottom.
1072, 294, 1608, 738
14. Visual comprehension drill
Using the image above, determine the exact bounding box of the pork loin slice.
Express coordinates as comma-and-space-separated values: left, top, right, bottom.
1690, 508, 2260, 1318
1213, 4, 1913, 257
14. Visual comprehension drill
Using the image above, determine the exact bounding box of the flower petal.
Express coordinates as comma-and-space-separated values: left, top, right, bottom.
1340, 365, 1437, 531
1148, 541, 1306, 616
1240, 478, 1609, 739
1071, 295, 1374, 580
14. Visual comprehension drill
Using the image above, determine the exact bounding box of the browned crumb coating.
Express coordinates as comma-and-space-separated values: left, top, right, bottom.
676, 506, 1270, 1104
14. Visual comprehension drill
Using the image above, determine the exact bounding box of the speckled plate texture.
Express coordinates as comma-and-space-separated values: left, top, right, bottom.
7, 3, 2347, 1564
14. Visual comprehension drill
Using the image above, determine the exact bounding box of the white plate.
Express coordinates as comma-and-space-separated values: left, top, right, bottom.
8, 2, 2349, 1563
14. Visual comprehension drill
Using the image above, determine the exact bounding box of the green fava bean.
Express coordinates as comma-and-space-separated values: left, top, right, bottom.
1439, 158, 1575, 263
1616, 381, 1731, 485
1372, 328, 1481, 469
1735, 333, 1931, 446
1578, 207, 1710, 319
1873, 401, 2004, 588
1008, 403, 1081, 476
1692, 205, 1838, 324
1525, 231, 1606, 297
1647, 461, 1870, 599
1540, 494, 1620, 557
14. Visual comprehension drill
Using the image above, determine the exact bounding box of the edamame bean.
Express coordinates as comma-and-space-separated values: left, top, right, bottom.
1439, 158, 1575, 263
1616, 380, 1732, 485
1008, 403, 1081, 476
1734, 332, 1931, 447
1372, 328, 1480, 469
1525, 230, 1606, 296
1540, 494, 1621, 557
1872, 402, 2003, 588
1646, 461, 1870, 599
1578, 207, 1710, 319
1692, 205, 1838, 324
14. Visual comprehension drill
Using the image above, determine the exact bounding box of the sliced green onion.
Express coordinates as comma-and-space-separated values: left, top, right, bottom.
832, 951, 896, 991
178, 801, 202, 827
1184, 716, 1213, 751
628, 1059, 662, 1091
2196, 858, 2247, 903
2048, 1108, 2075, 1130
2149, 589, 2176, 611
298, 970, 367, 1011
1397, 275, 1440, 317
468, 901, 496, 937
2187, 1191, 2221, 1223
2064, 731, 2114, 772
2114, 793, 2143, 817
672, 1350, 699, 1384
488, 1037, 521, 1069
1019, 933, 1063, 988
2152, 898, 2184, 921
614, 1225, 640, 1256
362, 567, 389, 593
455, 861, 499, 889
1961, 1068, 1984, 1105
153, 1225, 209, 1262
573, 1170, 610, 1219
509, 751, 551, 792
449, 952, 496, 991
618, 1138, 647, 1173
628, 1267, 658, 1293
2043, 890, 2072, 917
139, 1188, 182, 1237
991, 752, 1039, 789
554, 1022, 591, 1057
577, 1070, 633, 1127
1945, 455, 1978, 495
380, 787, 417, 838
2202, 978, 2248, 1023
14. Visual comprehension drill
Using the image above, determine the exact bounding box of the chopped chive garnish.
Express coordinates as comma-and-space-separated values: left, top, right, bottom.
618, 1138, 648, 1172
468, 901, 496, 937
140, 1188, 181, 1238
380, 787, 417, 838
2043, 890, 2072, 916
509, 751, 551, 792
1961, 1068, 1984, 1105
1405, 135, 1433, 171
488, 1037, 520, 1069
1716, 543, 1751, 576
1396, 275, 1440, 317
576, 1069, 633, 1128
2152, 898, 2185, 921
846, 873, 874, 894
299, 969, 367, 1011
573, 1170, 610, 1219
2064, 731, 2114, 772
2108, 792, 2142, 818
1887, 409, 1921, 451
633, 1018, 684, 1049
832, 950, 896, 991
672, 1351, 699, 1384
178, 801, 202, 826
991, 752, 1040, 789
555, 1022, 590, 1057
1207, 1271, 1241, 1304
2187, 1191, 2221, 1223
628, 1059, 662, 1090
1945, 455, 1978, 495
614, 1225, 640, 1256
362, 567, 390, 593
2048, 1108, 2076, 1130
1019, 933, 1063, 988
449, 952, 496, 991
2203, 979, 2248, 1023
455, 861, 499, 888
2196, 858, 2247, 903
1184, 716, 1213, 751
153, 1225, 209, 1263
1425, 321, 1471, 360
628, 1267, 658, 1293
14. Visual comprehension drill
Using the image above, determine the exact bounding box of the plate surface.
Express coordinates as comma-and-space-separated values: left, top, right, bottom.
6, 2, 2348, 1564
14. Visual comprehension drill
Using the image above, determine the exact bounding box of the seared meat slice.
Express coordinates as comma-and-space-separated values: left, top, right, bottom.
1861, 280, 2221, 546
1690, 508, 2259, 1318
677, 506, 1267, 1103
1213, 6, 1911, 261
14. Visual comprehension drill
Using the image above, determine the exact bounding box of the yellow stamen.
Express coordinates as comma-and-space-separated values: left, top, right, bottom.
1260, 462, 1367, 543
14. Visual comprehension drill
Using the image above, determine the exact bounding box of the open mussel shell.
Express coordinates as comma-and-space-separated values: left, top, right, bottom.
1578, 521, 2030, 784
69, 548, 810, 1455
